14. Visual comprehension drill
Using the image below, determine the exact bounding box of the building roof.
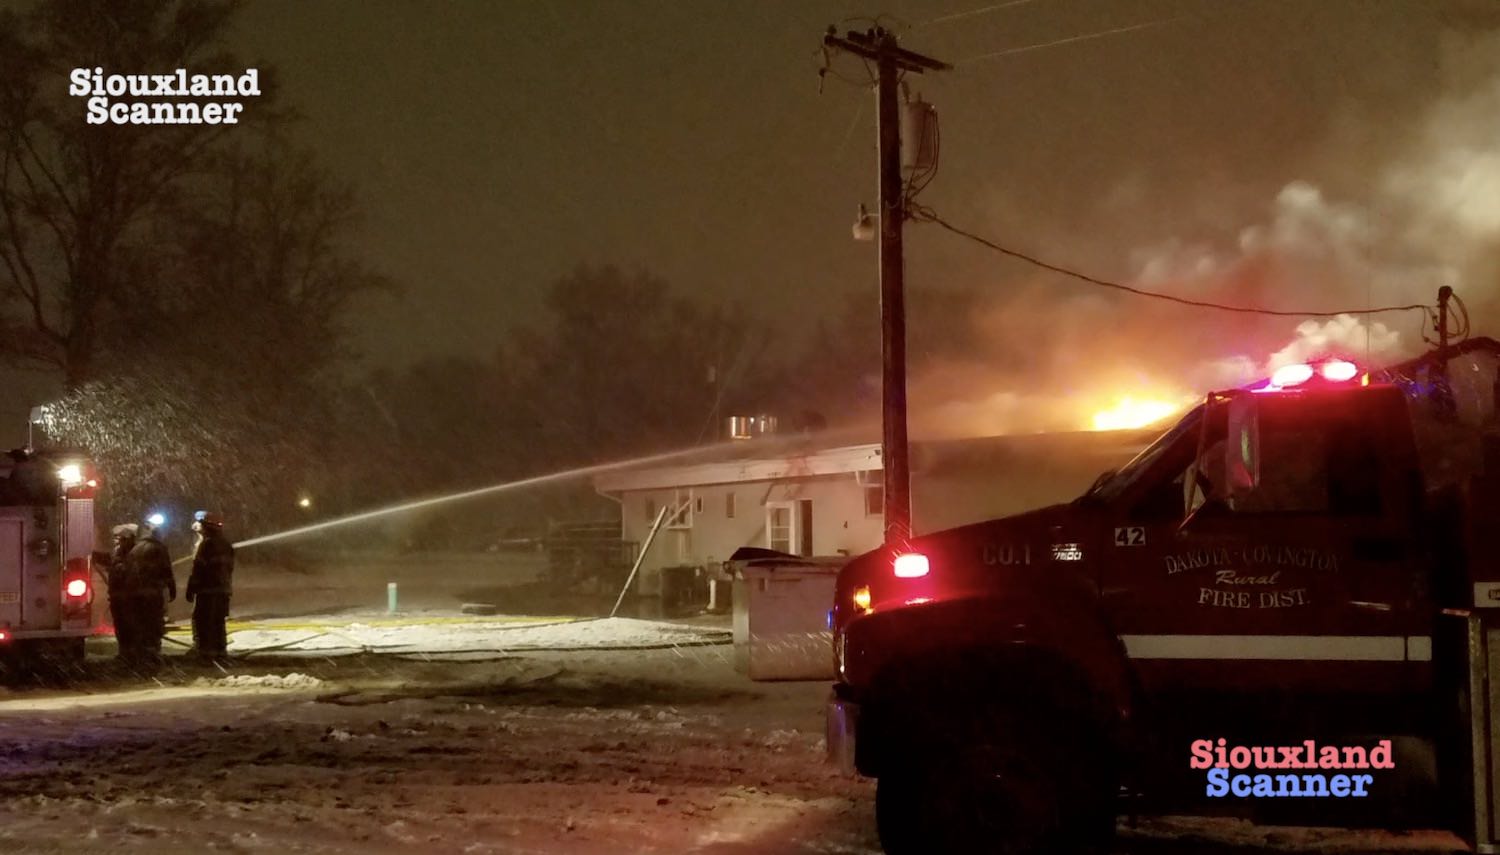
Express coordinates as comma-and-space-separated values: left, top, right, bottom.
594, 427, 1161, 493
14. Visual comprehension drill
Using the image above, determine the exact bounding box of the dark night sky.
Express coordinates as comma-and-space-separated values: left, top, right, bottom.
5, 0, 1500, 444
224, 0, 1482, 363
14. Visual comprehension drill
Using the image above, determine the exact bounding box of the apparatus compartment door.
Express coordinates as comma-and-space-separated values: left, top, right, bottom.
0, 518, 22, 628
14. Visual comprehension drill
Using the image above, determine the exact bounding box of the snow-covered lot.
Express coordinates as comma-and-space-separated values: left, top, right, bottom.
0, 619, 1475, 854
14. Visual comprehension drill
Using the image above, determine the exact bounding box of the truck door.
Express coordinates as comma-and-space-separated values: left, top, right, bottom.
1100, 388, 1429, 695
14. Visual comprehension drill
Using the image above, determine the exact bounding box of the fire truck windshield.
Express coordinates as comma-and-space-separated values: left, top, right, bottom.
1083, 404, 1204, 503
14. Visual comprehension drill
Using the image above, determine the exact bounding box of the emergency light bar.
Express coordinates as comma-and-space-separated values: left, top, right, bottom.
1321, 360, 1359, 382
1266, 359, 1359, 390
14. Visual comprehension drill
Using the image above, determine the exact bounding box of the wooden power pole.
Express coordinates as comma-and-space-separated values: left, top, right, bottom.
823, 27, 949, 546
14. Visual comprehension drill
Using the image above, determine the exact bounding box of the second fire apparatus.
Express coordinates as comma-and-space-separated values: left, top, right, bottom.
0, 448, 100, 673
828, 340, 1500, 853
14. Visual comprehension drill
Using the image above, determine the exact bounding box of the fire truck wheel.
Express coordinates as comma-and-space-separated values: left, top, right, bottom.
875, 751, 1109, 853
57, 637, 86, 672
874, 713, 1114, 854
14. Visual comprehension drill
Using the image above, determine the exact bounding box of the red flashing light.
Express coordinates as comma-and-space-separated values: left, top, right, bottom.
894, 553, 930, 578
65, 578, 88, 598
1320, 360, 1358, 382
0, 630, 8, 642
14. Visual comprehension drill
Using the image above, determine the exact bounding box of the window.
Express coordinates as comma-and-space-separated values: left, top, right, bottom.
644, 498, 657, 523
864, 484, 883, 517
768, 504, 792, 553
695, 496, 704, 514
725, 492, 736, 519
1233, 417, 1381, 516
665, 488, 693, 529
1127, 403, 1384, 522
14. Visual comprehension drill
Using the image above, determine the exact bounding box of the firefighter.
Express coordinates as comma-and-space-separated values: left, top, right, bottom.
105, 523, 139, 661
123, 520, 176, 665
187, 511, 233, 663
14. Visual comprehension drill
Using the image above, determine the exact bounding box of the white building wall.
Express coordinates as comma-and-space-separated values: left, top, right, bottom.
620, 475, 884, 594
614, 431, 1147, 595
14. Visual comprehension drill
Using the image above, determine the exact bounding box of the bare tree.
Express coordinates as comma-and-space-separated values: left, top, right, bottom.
0, 0, 252, 388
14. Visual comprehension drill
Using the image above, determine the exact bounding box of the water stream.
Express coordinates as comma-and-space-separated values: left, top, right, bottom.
173, 442, 726, 561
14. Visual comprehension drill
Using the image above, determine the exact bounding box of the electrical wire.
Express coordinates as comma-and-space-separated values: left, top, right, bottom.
1420, 307, 1439, 347
912, 209, 1435, 319
1450, 292, 1471, 342
833, 98, 866, 162
956, 14, 1187, 65
914, 0, 1038, 30
812, 45, 876, 89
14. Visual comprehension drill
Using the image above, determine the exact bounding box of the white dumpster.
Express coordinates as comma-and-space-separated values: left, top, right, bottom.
730, 553, 845, 681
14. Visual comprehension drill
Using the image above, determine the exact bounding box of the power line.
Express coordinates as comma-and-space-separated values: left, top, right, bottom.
915, 0, 1038, 30
914, 210, 1434, 319
956, 15, 1187, 65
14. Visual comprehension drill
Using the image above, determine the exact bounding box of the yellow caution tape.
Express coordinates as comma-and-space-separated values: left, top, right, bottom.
164, 615, 584, 635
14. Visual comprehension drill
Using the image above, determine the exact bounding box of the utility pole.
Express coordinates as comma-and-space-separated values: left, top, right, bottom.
1436, 285, 1456, 420
1438, 285, 1453, 360
823, 26, 949, 546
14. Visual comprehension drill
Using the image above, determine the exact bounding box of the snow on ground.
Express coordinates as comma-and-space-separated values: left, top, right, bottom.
0, 616, 1474, 854
197, 672, 326, 690
0, 647, 877, 854
218, 615, 731, 657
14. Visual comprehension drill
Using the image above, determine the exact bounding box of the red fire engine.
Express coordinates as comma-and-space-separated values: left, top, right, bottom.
828, 340, 1500, 853
0, 449, 100, 673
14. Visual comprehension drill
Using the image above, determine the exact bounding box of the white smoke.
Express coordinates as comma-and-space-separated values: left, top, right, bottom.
1382, 30, 1500, 265
911, 24, 1500, 437
1265, 315, 1405, 372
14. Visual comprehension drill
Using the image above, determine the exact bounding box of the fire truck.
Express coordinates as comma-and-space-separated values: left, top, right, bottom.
828, 339, 1500, 853
0, 448, 100, 673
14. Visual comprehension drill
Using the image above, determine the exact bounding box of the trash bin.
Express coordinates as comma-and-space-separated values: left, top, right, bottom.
729, 552, 846, 681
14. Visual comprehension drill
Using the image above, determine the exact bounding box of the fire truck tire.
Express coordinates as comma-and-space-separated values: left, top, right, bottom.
57, 637, 86, 671
874, 712, 1114, 854
13, 638, 86, 675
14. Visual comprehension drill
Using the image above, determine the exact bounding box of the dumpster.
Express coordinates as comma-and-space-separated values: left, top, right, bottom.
728, 549, 846, 681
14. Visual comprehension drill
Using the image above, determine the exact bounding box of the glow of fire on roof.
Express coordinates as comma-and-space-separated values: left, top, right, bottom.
1090, 397, 1182, 431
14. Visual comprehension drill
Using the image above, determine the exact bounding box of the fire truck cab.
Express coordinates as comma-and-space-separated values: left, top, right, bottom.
828, 349, 1500, 853
0, 448, 100, 673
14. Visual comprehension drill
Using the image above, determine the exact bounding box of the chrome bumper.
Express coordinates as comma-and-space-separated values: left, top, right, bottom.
826, 690, 860, 774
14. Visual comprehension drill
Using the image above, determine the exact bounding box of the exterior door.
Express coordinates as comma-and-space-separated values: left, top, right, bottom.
767, 500, 813, 556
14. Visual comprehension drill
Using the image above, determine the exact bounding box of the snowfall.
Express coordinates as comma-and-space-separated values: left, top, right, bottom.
0, 611, 1475, 854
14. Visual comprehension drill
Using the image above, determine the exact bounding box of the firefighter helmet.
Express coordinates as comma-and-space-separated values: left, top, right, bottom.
111, 523, 139, 540
193, 510, 224, 528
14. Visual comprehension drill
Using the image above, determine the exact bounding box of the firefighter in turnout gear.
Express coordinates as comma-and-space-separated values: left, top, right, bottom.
104, 524, 139, 661
187, 511, 234, 663
122, 521, 176, 665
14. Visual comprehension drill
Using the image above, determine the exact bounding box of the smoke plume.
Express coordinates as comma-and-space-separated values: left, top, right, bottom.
909, 26, 1500, 439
